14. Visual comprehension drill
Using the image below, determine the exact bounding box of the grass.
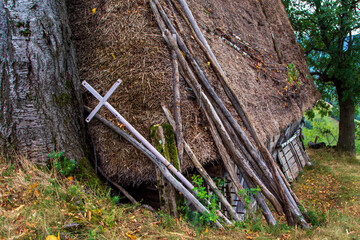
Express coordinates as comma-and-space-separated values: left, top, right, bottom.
0, 150, 359, 239
303, 110, 360, 155
289, 149, 360, 239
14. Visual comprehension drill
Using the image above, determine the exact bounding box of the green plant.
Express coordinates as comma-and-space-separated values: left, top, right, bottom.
299, 204, 327, 227
48, 151, 76, 177
355, 121, 360, 140
237, 186, 261, 207
182, 175, 219, 227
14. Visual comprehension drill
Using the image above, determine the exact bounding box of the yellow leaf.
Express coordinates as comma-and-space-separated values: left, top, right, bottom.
29, 182, 39, 189
112, 54, 116, 59
91, 8, 96, 14
207, 61, 211, 66
205, 228, 208, 233
45, 235, 59, 240
126, 232, 137, 240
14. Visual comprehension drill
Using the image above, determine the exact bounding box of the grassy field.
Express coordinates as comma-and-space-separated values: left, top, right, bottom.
0, 150, 359, 239
302, 111, 360, 154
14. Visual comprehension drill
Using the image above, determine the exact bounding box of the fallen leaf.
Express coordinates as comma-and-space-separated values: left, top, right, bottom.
45, 235, 59, 240
126, 232, 137, 239
91, 8, 96, 14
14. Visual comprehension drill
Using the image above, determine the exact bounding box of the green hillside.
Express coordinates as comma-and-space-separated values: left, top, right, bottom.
303, 111, 360, 155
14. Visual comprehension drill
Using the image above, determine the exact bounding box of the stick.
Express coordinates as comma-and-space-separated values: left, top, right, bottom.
84, 106, 224, 228
170, 37, 184, 169
162, 28, 284, 215
97, 167, 138, 204
202, 109, 277, 225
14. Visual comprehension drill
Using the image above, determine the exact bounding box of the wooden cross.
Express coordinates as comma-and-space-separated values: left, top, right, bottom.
82, 79, 122, 123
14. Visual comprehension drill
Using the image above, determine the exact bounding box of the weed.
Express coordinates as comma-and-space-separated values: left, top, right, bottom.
237, 186, 260, 207
48, 151, 76, 177
182, 175, 219, 227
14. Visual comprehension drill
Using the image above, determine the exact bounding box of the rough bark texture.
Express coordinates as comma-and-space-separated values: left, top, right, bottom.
336, 84, 356, 155
0, 0, 86, 162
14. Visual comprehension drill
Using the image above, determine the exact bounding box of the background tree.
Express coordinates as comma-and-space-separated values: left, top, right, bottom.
0, 0, 87, 162
283, 0, 360, 155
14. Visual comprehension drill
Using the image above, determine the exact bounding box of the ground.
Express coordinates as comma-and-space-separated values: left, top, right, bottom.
0, 149, 359, 239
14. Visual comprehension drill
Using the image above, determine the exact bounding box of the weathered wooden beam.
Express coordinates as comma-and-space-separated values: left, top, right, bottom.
170, 36, 184, 170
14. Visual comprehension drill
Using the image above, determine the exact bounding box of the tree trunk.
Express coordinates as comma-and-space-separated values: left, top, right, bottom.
336, 83, 356, 155
0, 0, 86, 162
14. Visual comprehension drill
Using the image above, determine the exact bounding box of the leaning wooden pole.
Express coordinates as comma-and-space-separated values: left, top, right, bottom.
84, 106, 224, 228
170, 36, 184, 170
162, 104, 241, 222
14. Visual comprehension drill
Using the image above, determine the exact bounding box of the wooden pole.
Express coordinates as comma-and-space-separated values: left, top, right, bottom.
170, 35, 184, 170
202, 109, 277, 225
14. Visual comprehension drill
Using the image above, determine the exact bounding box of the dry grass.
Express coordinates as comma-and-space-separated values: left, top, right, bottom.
1, 149, 359, 239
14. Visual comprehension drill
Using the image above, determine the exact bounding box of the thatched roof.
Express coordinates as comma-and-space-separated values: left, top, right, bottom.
68, 0, 319, 187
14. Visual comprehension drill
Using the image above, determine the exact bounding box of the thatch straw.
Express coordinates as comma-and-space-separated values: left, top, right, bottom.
68, 0, 319, 186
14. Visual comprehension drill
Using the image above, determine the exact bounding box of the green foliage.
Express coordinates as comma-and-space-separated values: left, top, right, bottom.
356, 121, 360, 140
283, 0, 360, 101
304, 120, 313, 129
48, 151, 76, 177
182, 175, 219, 227
237, 186, 261, 207
303, 114, 338, 146
283, 0, 360, 153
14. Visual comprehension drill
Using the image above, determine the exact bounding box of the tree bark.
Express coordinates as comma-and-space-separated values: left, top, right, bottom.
0, 0, 86, 162
336, 83, 356, 155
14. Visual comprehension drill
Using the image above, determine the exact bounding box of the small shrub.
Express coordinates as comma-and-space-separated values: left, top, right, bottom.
304, 120, 313, 130
48, 151, 76, 177
237, 186, 261, 207
182, 175, 219, 227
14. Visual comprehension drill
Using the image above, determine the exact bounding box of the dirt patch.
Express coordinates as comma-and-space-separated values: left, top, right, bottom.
68, 0, 319, 186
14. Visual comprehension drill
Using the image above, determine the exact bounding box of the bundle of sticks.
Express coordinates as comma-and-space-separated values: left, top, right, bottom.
149, 0, 310, 228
